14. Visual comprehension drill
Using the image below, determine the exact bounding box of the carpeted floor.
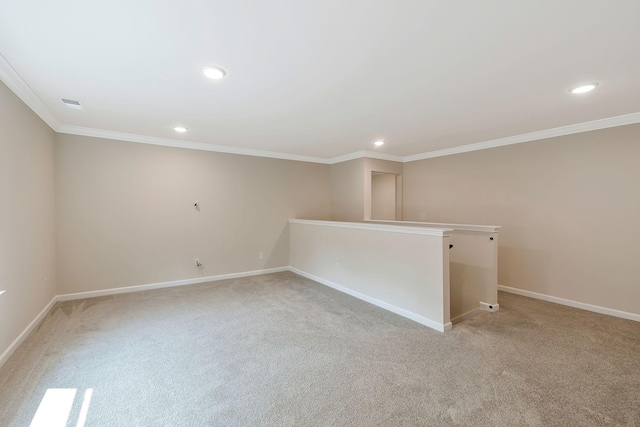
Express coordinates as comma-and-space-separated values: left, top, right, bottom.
1, 271, 639, 426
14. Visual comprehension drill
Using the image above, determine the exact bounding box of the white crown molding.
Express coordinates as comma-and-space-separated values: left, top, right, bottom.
55, 111, 640, 165
328, 150, 404, 164
362, 150, 406, 163
0, 52, 60, 129
56, 125, 332, 164
327, 150, 368, 164
3, 49, 639, 165
403, 112, 640, 163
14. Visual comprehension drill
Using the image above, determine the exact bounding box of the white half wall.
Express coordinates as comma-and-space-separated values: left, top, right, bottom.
289, 219, 452, 332
366, 220, 500, 321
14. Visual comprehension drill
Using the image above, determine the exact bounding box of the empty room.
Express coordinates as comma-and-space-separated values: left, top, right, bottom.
1, 1, 639, 426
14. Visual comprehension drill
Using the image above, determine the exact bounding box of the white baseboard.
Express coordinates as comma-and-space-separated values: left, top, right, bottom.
57, 267, 289, 301
451, 302, 500, 325
0, 296, 57, 368
289, 267, 452, 333
451, 308, 485, 325
0, 267, 290, 369
497, 285, 640, 323
479, 301, 499, 312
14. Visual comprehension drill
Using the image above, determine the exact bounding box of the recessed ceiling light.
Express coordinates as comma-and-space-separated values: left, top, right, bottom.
374, 140, 385, 146
202, 66, 226, 80
174, 126, 188, 133
570, 83, 599, 94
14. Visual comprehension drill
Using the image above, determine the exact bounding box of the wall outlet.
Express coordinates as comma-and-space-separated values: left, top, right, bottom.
334, 262, 340, 271
195, 258, 202, 267
259, 252, 264, 260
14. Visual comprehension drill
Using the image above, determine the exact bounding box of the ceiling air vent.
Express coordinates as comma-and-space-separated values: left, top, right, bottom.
61, 98, 84, 110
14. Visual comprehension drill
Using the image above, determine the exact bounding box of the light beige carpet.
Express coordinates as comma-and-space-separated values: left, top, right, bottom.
1, 271, 639, 426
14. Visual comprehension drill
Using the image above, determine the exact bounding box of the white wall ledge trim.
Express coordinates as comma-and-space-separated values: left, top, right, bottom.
289, 219, 452, 237
365, 220, 501, 233
498, 285, 640, 323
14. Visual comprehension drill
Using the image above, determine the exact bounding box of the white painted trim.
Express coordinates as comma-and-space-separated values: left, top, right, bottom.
480, 301, 499, 312
2, 265, 460, 369
365, 220, 501, 233
289, 267, 451, 332
0, 267, 290, 368
2, 47, 639, 165
0, 263, 465, 369
289, 219, 452, 237
54, 112, 640, 164
0, 52, 61, 130
451, 308, 485, 325
498, 285, 640, 323
328, 150, 404, 164
59, 112, 640, 164
403, 112, 640, 162
56, 125, 331, 164
451, 302, 499, 325
0, 296, 57, 369
57, 267, 289, 301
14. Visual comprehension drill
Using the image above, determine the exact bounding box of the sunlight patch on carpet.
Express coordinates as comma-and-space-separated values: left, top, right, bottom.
30, 388, 93, 427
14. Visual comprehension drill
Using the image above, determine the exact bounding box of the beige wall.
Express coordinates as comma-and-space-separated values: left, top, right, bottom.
330, 157, 404, 222
330, 158, 364, 221
55, 134, 330, 294
371, 173, 397, 220
404, 124, 640, 315
3, 64, 640, 356
0, 81, 56, 357
363, 158, 403, 220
